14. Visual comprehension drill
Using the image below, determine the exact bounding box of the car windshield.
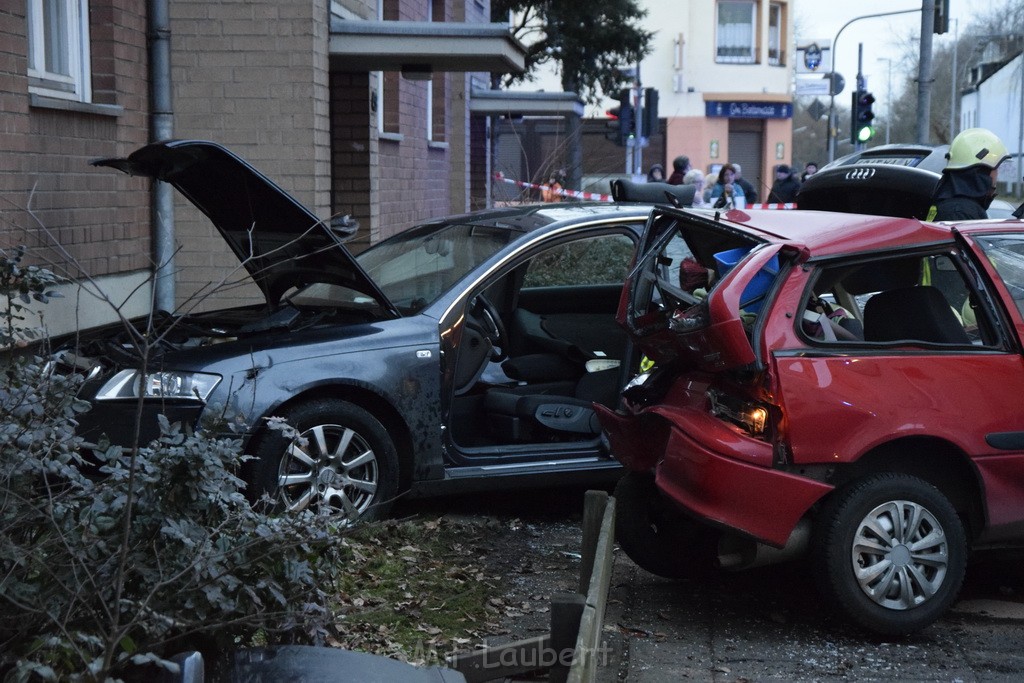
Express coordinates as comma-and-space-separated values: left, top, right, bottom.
355, 222, 516, 314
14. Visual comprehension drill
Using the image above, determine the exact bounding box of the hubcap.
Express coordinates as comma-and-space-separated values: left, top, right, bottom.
277, 423, 379, 518
851, 500, 949, 610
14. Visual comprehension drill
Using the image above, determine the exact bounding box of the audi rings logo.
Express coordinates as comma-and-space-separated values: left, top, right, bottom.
844, 167, 876, 180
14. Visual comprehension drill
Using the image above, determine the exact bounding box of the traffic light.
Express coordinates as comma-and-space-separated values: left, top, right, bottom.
604, 103, 634, 146
934, 0, 950, 34
616, 88, 636, 146
851, 89, 876, 144
642, 87, 659, 138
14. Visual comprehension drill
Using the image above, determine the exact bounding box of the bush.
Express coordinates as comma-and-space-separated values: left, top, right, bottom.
0, 249, 349, 681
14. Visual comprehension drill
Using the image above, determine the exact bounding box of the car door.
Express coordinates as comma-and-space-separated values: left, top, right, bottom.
769, 245, 1024, 534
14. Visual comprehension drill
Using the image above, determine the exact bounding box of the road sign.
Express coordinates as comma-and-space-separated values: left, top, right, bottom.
807, 99, 827, 121
795, 74, 830, 96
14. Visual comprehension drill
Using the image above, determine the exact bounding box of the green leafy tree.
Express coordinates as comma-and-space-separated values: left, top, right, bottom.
494, 0, 653, 103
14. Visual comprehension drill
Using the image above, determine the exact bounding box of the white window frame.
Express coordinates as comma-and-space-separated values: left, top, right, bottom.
716, 1, 757, 65
27, 0, 92, 102
767, 3, 782, 66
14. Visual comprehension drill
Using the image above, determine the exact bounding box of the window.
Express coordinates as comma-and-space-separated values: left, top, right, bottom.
716, 1, 756, 64
803, 253, 993, 347
27, 0, 92, 101
524, 234, 637, 288
377, 0, 400, 135
768, 3, 784, 66
428, 0, 446, 143
975, 234, 1024, 319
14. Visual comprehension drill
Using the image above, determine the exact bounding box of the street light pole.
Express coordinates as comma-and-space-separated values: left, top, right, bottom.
916, 0, 936, 144
827, 7, 923, 163
949, 18, 959, 141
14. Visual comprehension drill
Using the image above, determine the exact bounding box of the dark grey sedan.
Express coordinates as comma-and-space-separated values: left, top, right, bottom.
63, 141, 653, 520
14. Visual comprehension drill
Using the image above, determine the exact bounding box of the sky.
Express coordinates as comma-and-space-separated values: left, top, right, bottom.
795, 0, 1005, 110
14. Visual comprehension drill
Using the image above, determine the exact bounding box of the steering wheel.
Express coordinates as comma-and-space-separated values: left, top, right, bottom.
469, 295, 509, 362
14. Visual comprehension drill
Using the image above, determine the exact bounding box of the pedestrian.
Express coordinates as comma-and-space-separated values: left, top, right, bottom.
731, 163, 758, 204
647, 164, 665, 183
767, 164, 800, 204
541, 170, 564, 203
801, 161, 819, 183
708, 163, 745, 209
927, 128, 1009, 221
702, 170, 719, 204
667, 155, 691, 185
683, 168, 706, 207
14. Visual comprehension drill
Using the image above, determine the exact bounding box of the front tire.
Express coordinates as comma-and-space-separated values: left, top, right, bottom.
613, 472, 718, 580
813, 473, 967, 636
248, 399, 399, 522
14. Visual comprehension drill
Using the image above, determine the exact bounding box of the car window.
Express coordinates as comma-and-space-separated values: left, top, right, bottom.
356, 223, 515, 314
973, 234, 1024, 319
804, 252, 994, 346
523, 233, 636, 287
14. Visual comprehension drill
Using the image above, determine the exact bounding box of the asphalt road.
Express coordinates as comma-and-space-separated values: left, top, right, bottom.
600, 550, 1024, 682
400, 487, 1024, 682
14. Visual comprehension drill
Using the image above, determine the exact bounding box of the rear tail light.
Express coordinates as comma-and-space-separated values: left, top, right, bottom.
707, 389, 769, 437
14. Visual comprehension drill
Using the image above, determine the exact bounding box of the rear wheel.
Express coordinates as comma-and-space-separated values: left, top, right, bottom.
613, 472, 718, 580
248, 399, 398, 522
813, 473, 967, 636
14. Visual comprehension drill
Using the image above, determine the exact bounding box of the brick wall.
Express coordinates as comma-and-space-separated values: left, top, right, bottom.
170, 0, 332, 310
0, 2, 149, 286
329, 71, 375, 252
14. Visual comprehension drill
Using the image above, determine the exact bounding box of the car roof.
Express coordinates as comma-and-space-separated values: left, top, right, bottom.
702, 207, 955, 257
426, 201, 656, 234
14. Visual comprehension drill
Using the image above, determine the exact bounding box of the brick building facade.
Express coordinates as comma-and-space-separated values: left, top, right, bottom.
3, 0, 523, 325
1, 1, 152, 334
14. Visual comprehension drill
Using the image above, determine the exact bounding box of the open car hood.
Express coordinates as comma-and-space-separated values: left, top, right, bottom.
93, 140, 398, 315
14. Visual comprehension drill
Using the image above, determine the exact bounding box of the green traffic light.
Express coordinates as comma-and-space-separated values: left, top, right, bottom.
856, 125, 874, 143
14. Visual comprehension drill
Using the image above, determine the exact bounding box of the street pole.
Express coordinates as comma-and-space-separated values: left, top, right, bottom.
949, 18, 959, 141
917, 0, 936, 144
827, 8, 922, 163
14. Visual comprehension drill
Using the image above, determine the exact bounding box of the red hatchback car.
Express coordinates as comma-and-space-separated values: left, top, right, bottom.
598, 205, 1024, 635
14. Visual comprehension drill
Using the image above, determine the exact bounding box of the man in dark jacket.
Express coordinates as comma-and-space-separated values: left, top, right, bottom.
667, 155, 690, 185
927, 128, 1008, 221
732, 163, 758, 204
767, 164, 800, 203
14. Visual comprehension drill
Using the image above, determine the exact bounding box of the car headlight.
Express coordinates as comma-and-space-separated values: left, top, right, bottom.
95, 369, 221, 402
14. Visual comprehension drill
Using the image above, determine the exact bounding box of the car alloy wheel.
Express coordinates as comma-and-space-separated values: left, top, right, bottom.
278, 422, 379, 516
814, 472, 967, 635
249, 398, 398, 522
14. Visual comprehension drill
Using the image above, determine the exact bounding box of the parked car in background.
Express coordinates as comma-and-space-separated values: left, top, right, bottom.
54, 140, 673, 521
599, 203, 1024, 635
798, 143, 1020, 219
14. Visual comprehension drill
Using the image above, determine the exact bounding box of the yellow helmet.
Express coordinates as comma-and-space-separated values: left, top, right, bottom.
945, 128, 1010, 170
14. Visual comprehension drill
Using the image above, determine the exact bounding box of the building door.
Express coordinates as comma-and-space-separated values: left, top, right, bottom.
728, 119, 764, 202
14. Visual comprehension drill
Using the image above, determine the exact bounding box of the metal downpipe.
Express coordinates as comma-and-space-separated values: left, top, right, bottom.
149, 0, 174, 311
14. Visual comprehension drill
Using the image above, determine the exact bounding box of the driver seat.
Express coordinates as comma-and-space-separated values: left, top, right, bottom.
484, 366, 621, 442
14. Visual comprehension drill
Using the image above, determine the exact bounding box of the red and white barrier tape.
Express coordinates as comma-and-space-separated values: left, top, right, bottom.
494, 172, 613, 202
494, 173, 796, 209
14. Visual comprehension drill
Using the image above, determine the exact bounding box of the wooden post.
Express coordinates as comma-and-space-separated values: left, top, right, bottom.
549, 592, 586, 683
579, 489, 608, 594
